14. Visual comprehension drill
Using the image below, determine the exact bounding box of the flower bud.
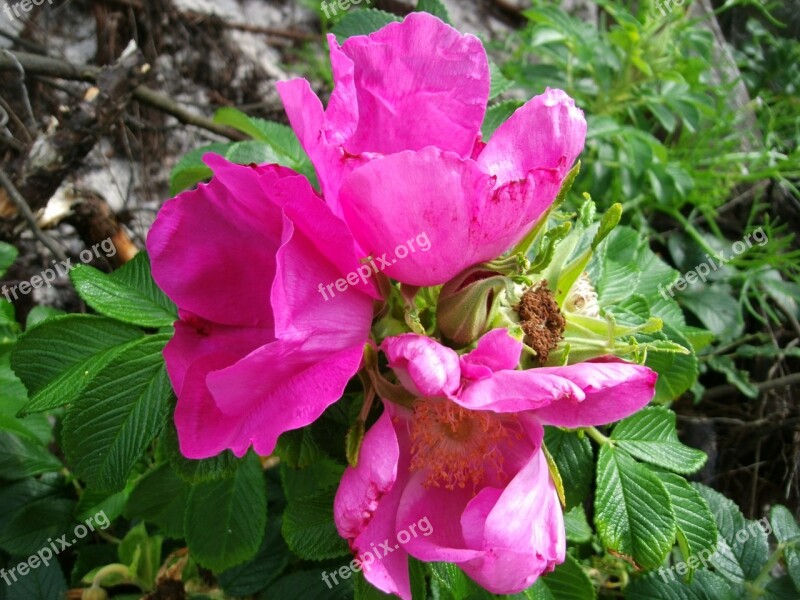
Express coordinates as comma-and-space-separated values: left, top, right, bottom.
437, 266, 511, 346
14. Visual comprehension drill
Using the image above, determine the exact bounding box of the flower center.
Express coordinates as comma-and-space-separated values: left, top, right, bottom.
517, 281, 565, 364
409, 399, 509, 490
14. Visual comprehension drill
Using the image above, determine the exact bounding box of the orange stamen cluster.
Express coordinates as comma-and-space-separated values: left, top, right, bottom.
409, 399, 509, 490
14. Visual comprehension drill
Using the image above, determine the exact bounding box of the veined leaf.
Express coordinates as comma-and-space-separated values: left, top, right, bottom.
594, 445, 676, 569
62, 334, 173, 491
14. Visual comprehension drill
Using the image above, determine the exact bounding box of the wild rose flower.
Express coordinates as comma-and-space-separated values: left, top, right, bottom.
334, 329, 656, 598
147, 155, 377, 458
277, 13, 587, 286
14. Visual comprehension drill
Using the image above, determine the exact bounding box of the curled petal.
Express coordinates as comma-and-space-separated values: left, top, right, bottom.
460, 328, 523, 380
334, 404, 414, 600
455, 369, 584, 413
382, 334, 461, 398
532, 357, 657, 427
477, 87, 587, 187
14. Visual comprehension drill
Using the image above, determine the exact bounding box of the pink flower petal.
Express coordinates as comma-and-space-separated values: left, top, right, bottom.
455, 369, 584, 413
147, 158, 283, 327
396, 417, 562, 595
477, 87, 587, 187
381, 334, 461, 398
275, 78, 369, 217
163, 311, 272, 397
173, 353, 252, 459
205, 339, 365, 456
335, 404, 414, 600
331, 13, 489, 158
532, 357, 657, 427
460, 328, 523, 380
395, 471, 484, 564
270, 213, 375, 345
338, 148, 544, 286
460, 422, 565, 593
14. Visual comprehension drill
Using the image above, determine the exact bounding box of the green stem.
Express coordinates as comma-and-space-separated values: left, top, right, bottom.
585, 426, 613, 446
91, 563, 133, 588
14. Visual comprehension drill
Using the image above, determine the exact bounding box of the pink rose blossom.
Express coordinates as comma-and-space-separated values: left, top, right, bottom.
147, 155, 378, 459
334, 329, 656, 598
277, 13, 587, 286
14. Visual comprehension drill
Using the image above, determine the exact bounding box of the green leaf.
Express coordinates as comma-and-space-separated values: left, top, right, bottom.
164, 424, 240, 483
770, 505, 800, 591
652, 470, 717, 569
524, 554, 595, 599
0, 431, 62, 480
594, 445, 676, 569
482, 100, 523, 140
61, 334, 173, 491
706, 355, 759, 399
2, 556, 68, 600
680, 288, 744, 342
168, 141, 281, 195
75, 483, 130, 524
282, 486, 349, 560
611, 407, 707, 474
694, 483, 770, 584
644, 330, 698, 403
281, 459, 346, 503
417, 0, 450, 23
345, 419, 366, 467
266, 569, 353, 599
168, 142, 230, 195
429, 563, 476, 600
625, 569, 737, 599
331, 9, 401, 38
118, 522, 163, 590
25, 305, 64, 329
543, 427, 593, 509
185, 452, 267, 572
489, 61, 514, 99
11, 314, 144, 414
125, 464, 191, 538
0, 241, 17, 277
409, 557, 428, 600
70, 253, 177, 328
218, 515, 289, 597
276, 427, 328, 469
564, 505, 593, 544
647, 100, 677, 133
0, 497, 76, 556
212, 109, 316, 181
